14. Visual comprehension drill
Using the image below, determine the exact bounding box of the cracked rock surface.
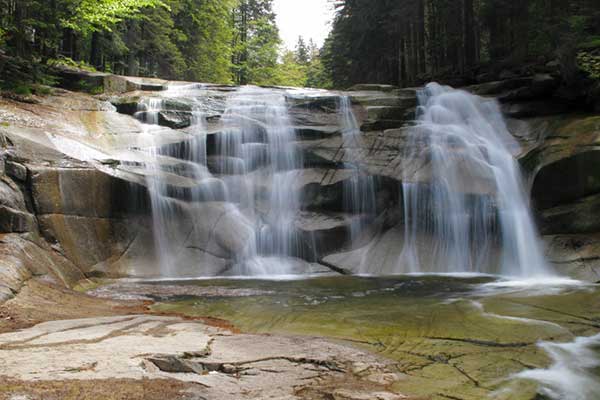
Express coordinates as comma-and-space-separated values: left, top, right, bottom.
0, 315, 407, 400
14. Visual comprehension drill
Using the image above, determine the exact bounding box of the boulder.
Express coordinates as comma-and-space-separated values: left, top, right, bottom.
158, 110, 193, 129
295, 212, 354, 257
526, 116, 600, 210
543, 234, 600, 281
532, 151, 600, 210
538, 192, 600, 235
467, 78, 533, 96
0, 233, 85, 301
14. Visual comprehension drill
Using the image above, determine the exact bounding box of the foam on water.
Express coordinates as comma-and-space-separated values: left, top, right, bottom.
513, 334, 600, 400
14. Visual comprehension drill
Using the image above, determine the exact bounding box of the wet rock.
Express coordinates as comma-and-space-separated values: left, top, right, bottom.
526, 116, 600, 214
538, 192, 600, 235
29, 166, 122, 218
296, 212, 354, 257
0, 177, 35, 233
502, 100, 572, 118
157, 110, 193, 129
361, 118, 408, 131
532, 150, 600, 210
467, 78, 533, 96
544, 233, 600, 281
38, 214, 134, 271
367, 106, 411, 121
0, 234, 85, 302
531, 74, 560, 96
0, 206, 36, 233
4, 161, 27, 181
110, 97, 141, 115
207, 156, 247, 175
348, 84, 399, 92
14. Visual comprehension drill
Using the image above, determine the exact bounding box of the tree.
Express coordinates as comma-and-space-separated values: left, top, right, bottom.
232, 0, 280, 85
295, 36, 309, 64
176, 0, 234, 83
273, 49, 307, 87
322, 0, 600, 88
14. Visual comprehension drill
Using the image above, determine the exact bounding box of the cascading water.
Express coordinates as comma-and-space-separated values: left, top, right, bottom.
399, 83, 551, 276
338, 96, 377, 245
133, 85, 316, 277
216, 87, 307, 274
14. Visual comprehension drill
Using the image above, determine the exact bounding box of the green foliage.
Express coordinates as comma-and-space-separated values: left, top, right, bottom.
271, 43, 332, 89
0, 0, 333, 88
579, 37, 600, 50
273, 50, 308, 87
31, 84, 54, 96
323, 0, 600, 88
231, 0, 281, 85
577, 51, 600, 79
48, 56, 97, 72
12, 84, 32, 96
180, 0, 235, 83
63, 0, 167, 33
295, 37, 309, 65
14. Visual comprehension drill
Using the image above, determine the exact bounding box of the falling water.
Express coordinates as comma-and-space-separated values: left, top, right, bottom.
513, 334, 600, 399
399, 83, 551, 276
133, 86, 315, 276
338, 96, 377, 245
134, 91, 229, 276
216, 87, 306, 274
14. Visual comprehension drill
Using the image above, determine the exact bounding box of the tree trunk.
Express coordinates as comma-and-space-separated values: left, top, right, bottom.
463, 0, 476, 68
90, 32, 102, 69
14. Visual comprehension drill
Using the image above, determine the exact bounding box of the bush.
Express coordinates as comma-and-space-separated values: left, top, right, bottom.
577, 51, 600, 80
47, 56, 97, 72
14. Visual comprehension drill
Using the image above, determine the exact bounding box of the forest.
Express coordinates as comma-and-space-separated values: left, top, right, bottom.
0, 0, 330, 90
323, 0, 600, 88
0, 0, 599, 90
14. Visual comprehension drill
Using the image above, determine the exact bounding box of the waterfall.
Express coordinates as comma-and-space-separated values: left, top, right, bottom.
132, 86, 313, 277
398, 83, 551, 276
217, 87, 306, 274
338, 96, 377, 246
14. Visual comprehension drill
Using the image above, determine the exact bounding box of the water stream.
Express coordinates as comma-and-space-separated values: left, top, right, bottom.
113, 83, 599, 399
399, 83, 551, 276
131, 82, 554, 280
139, 275, 600, 400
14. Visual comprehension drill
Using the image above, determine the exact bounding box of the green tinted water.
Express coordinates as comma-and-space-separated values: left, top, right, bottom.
151, 275, 600, 399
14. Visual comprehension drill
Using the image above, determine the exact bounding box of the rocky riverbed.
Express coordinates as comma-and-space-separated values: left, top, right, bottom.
0, 69, 599, 399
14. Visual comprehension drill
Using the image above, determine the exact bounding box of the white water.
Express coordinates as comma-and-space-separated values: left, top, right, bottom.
338, 96, 377, 245
132, 82, 554, 279
133, 86, 317, 276
514, 334, 600, 399
399, 83, 552, 277
217, 87, 306, 274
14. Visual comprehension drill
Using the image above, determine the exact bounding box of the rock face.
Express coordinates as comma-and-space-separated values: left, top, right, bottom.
518, 115, 600, 278
0, 315, 405, 400
0, 70, 599, 283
